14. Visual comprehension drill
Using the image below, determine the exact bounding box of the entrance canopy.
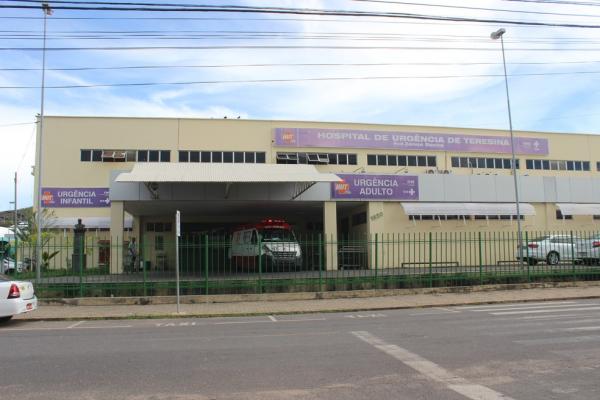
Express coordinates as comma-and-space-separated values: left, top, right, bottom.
401, 202, 536, 216
116, 163, 341, 183
556, 203, 600, 215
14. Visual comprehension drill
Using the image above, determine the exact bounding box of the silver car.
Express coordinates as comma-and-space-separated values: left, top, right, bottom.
516, 235, 582, 265
575, 234, 600, 265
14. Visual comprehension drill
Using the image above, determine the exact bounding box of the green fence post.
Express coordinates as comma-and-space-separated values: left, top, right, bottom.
428, 232, 433, 288
204, 235, 209, 295
570, 230, 576, 281
375, 233, 379, 282
258, 235, 263, 294
478, 231, 483, 285
318, 233, 323, 292
142, 233, 147, 297
79, 235, 84, 298
525, 231, 530, 282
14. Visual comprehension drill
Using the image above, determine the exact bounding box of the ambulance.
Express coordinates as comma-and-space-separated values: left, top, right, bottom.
229, 219, 302, 269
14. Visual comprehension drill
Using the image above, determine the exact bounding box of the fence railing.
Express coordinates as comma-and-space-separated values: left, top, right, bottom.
2, 230, 600, 298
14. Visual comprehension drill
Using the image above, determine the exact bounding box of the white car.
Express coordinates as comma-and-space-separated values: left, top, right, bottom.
0, 274, 37, 322
516, 234, 582, 266
1, 258, 25, 275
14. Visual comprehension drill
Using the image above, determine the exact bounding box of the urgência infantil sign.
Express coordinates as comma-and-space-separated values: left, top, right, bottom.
275, 127, 549, 155
332, 174, 419, 200
41, 188, 110, 208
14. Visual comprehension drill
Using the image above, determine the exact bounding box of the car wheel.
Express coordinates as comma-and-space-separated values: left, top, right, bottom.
0, 316, 13, 323
547, 251, 560, 265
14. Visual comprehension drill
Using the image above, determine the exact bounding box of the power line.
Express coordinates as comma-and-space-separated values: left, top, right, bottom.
2, 70, 599, 90
2, 60, 600, 72
1, 3, 600, 29
352, 0, 600, 18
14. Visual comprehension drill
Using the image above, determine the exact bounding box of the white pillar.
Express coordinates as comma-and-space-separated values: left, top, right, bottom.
110, 201, 124, 273
323, 201, 338, 271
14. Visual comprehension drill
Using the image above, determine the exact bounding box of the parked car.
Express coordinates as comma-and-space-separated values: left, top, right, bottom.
516, 234, 583, 265
0, 274, 37, 322
575, 234, 600, 265
1, 258, 25, 275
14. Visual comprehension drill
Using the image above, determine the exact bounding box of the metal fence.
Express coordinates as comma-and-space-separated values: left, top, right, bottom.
3, 230, 600, 298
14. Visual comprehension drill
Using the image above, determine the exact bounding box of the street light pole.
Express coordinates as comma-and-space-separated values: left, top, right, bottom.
36, 2, 52, 281
13, 172, 18, 270
491, 28, 524, 267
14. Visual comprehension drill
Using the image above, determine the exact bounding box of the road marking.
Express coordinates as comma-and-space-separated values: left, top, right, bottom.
515, 335, 600, 345
352, 331, 515, 400
492, 306, 600, 315
470, 303, 594, 312
345, 313, 387, 319
456, 301, 576, 310
561, 326, 600, 332
1, 325, 132, 332
67, 321, 85, 329
435, 307, 461, 313
268, 315, 277, 322
511, 314, 595, 320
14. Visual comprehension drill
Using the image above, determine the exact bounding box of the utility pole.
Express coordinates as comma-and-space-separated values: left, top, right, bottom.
36, 2, 52, 281
14, 172, 18, 270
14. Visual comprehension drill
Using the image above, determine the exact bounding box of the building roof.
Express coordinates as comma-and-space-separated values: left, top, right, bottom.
401, 202, 536, 216
115, 163, 342, 183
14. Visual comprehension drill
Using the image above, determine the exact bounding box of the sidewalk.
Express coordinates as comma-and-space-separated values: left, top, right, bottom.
14, 282, 600, 321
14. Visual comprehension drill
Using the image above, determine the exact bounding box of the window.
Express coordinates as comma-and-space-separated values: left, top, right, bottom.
179, 151, 188, 162
137, 150, 148, 162
155, 236, 164, 251
160, 150, 170, 162
256, 152, 266, 163
212, 152, 222, 162
407, 156, 417, 166
277, 152, 356, 165
597, 162, 600, 171
245, 152, 255, 163
233, 152, 244, 163
526, 159, 590, 172
451, 156, 518, 170
92, 150, 102, 161
190, 151, 200, 162
367, 155, 377, 166
149, 150, 159, 162
223, 151, 233, 163
387, 155, 397, 166
377, 155, 386, 166
556, 210, 573, 220
80, 150, 91, 162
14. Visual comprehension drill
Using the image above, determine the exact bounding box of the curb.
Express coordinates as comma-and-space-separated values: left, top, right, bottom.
38, 281, 600, 307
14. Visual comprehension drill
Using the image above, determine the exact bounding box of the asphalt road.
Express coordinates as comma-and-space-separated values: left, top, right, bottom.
1, 300, 600, 400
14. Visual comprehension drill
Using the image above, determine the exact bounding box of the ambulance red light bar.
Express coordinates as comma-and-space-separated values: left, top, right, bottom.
258, 219, 291, 229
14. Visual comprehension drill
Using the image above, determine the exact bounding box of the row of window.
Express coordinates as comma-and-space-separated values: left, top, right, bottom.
367, 154, 437, 167
178, 151, 266, 164
81, 149, 171, 162
409, 215, 525, 221
451, 157, 519, 170
276, 152, 358, 165
81, 149, 599, 173
526, 159, 590, 171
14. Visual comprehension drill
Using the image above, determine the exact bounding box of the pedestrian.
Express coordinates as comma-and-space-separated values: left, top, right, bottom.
128, 237, 138, 272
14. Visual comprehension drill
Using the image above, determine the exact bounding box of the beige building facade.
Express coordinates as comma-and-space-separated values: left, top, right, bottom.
35, 116, 600, 272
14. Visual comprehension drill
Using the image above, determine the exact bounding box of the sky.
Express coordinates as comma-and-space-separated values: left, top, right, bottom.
1, 0, 600, 210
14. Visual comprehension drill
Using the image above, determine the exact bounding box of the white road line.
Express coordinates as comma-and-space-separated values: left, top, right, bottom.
470, 304, 595, 312
1, 325, 132, 332
492, 306, 600, 316
515, 335, 600, 345
351, 331, 515, 400
561, 326, 600, 332
435, 307, 461, 313
268, 315, 277, 322
456, 301, 576, 310
67, 321, 85, 329
510, 314, 595, 320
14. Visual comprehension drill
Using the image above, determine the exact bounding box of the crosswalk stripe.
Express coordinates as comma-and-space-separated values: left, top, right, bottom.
492, 306, 600, 315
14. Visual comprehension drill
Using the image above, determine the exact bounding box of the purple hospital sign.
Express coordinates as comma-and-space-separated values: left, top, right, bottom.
41, 188, 110, 208
332, 174, 419, 200
275, 128, 548, 155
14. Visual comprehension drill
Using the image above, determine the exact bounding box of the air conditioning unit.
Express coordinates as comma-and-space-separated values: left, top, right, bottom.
442, 170, 450, 174
426, 169, 435, 174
